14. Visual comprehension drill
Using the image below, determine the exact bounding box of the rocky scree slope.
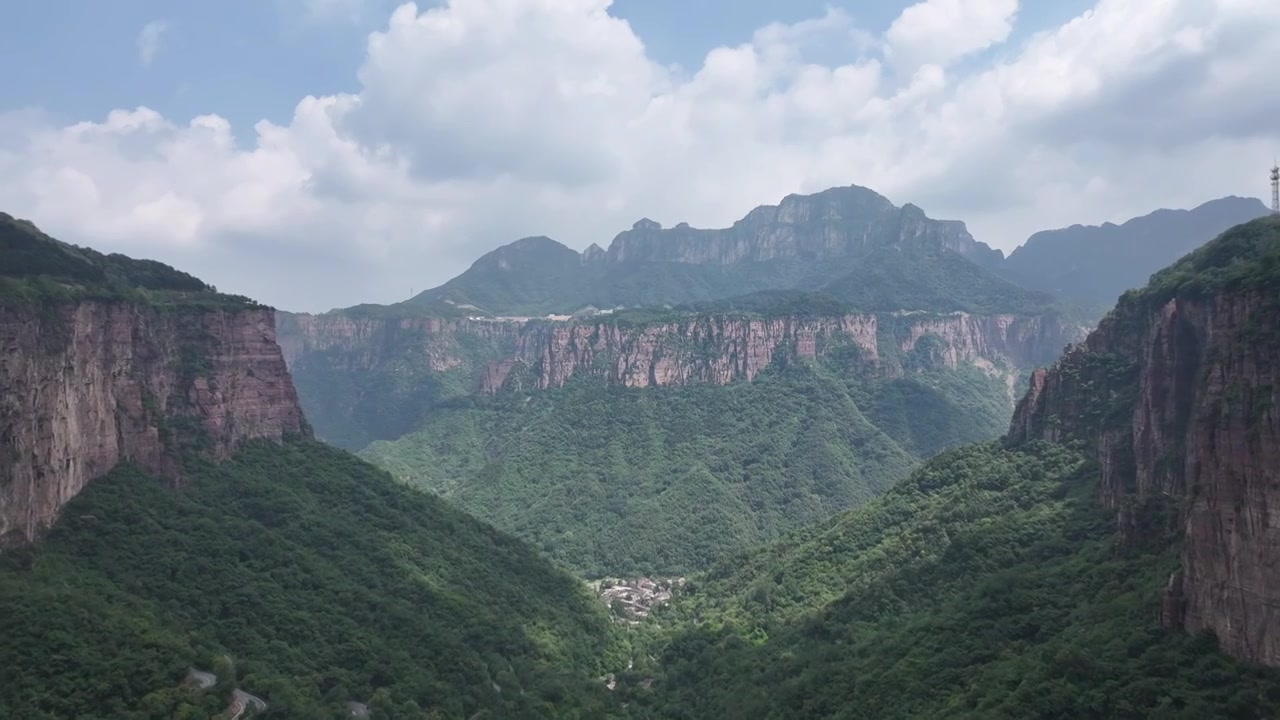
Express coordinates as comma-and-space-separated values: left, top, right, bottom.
1009, 214, 1280, 667
0, 214, 308, 547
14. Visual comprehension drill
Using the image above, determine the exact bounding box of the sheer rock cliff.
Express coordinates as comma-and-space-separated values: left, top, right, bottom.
0, 302, 308, 547
1009, 286, 1280, 667
279, 309, 1082, 449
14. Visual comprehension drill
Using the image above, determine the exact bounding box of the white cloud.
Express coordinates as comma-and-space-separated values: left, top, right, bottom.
3, 0, 1279, 312
885, 0, 1019, 72
137, 20, 169, 67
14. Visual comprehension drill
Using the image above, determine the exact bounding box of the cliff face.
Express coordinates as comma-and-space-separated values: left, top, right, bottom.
280, 308, 1083, 448
1009, 290, 1280, 666
0, 302, 308, 547
482, 311, 1075, 393
276, 312, 526, 372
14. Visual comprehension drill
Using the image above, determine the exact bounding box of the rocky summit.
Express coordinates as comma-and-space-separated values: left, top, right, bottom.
406, 184, 1035, 317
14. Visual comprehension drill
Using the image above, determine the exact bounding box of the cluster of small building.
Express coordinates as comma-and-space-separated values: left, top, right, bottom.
464, 306, 623, 323
596, 577, 685, 624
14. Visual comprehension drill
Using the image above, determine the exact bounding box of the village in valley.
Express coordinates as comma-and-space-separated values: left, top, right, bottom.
594, 577, 686, 625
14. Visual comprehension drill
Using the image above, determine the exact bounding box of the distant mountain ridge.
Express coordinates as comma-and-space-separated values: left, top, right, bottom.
598, 187, 1003, 267
406, 185, 1037, 317
1001, 196, 1271, 314
401, 189, 1269, 321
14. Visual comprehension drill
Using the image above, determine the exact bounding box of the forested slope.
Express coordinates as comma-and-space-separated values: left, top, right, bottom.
618, 442, 1280, 719
0, 441, 624, 719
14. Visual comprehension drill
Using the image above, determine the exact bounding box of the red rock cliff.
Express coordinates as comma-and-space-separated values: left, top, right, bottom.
1009, 290, 1280, 667
0, 301, 309, 547
278, 310, 1080, 395
278, 308, 1081, 450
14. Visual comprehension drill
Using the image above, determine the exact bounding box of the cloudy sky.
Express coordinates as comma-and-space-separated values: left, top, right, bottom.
2, 0, 1277, 311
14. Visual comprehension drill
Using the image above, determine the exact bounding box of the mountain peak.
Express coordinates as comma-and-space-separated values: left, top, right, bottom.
604, 183, 995, 266
406, 183, 1018, 315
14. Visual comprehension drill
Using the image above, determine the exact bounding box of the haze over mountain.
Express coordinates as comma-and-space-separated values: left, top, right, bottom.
403, 185, 1053, 317
1001, 196, 1272, 314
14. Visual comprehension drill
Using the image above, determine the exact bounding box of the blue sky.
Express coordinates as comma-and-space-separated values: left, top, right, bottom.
0, 0, 1276, 311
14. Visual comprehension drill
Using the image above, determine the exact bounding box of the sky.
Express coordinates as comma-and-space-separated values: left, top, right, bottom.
1, 0, 1277, 312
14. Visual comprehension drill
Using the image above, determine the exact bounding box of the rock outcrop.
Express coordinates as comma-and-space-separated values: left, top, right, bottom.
600, 187, 1003, 267
1009, 278, 1280, 666
0, 302, 308, 547
409, 184, 1023, 316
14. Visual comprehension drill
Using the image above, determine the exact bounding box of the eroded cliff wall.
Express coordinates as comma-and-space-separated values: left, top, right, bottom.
279, 309, 1083, 449
0, 302, 308, 547
1009, 290, 1280, 666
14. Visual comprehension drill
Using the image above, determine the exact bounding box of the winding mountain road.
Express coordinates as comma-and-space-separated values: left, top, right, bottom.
229, 689, 267, 720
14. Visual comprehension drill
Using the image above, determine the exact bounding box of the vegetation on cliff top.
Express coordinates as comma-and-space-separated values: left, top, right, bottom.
0, 441, 624, 719
612, 441, 1280, 719
0, 213, 258, 309
1125, 214, 1280, 309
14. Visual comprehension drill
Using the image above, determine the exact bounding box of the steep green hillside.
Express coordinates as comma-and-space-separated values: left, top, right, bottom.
618, 442, 1280, 719
0, 441, 624, 719
362, 361, 1015, 577
0, 212, 255, 309
1129, 213, 1280, 308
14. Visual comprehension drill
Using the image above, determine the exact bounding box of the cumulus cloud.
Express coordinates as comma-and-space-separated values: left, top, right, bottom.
137, 20, 169, 67
885, 0, 1019, 73
3, 0, 1278, 311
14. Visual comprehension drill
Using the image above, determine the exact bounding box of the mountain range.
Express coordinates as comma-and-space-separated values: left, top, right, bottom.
398, 186, 1268, 321
3, 192, 1279, 718
406, 185, 1050, 317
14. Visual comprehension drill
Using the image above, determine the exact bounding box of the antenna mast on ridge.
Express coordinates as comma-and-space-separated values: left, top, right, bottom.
1271, 162, 1280, 213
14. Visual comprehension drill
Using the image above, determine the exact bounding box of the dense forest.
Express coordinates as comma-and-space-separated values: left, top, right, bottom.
362, 359, 1014, 577
610, 442, 1280, 718
0, 441, 625, 719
